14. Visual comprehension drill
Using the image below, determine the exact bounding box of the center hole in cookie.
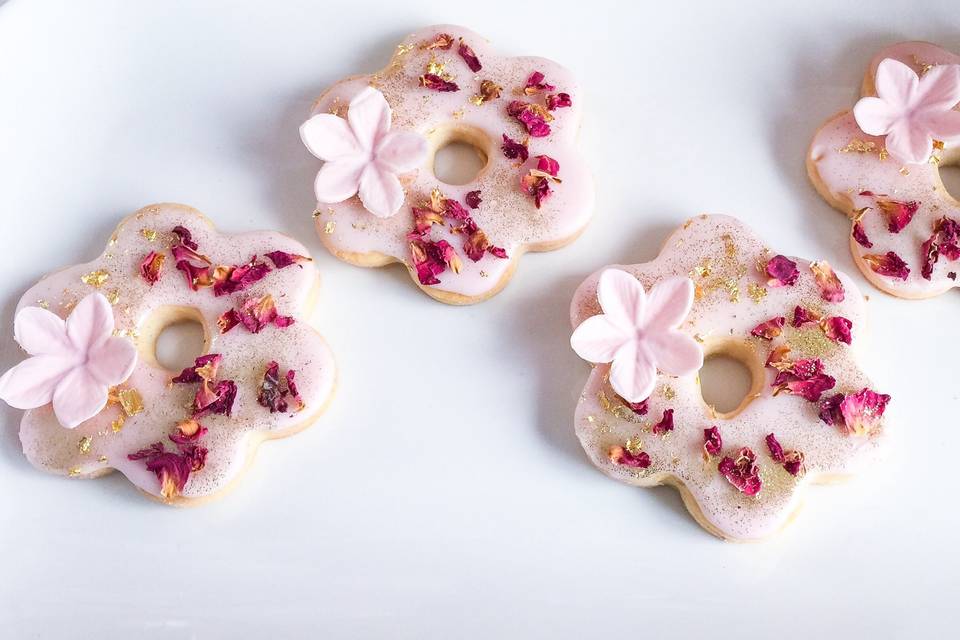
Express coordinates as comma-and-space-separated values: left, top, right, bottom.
939, 164, 960, 202
433, 140, 488, 185
697, 340, 765, 418
155, 320, 206, 372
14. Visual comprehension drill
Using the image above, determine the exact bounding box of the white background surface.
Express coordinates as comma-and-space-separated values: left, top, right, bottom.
0, 1, 957, 637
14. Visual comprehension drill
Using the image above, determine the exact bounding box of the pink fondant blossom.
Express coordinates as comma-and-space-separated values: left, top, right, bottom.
0, 293, 137, 429
853, 58, 960, 164
300, 86, 428, 218
570, 269, 703, 403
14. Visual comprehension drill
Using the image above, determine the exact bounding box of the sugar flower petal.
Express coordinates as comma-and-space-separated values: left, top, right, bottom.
358, 162, 405, 219
299, 113, 362, 162
609, 339, 657, 404
643, 276, 694, 332
86, 336, 138, 387
914, 63, 960, 112
347, 86, 391, 151
570, 315, 630, 363
885, 120, 933, 166
66, 292, 113, 351
851, 96, 898, 135
13, 305, 71, 356
646, 330, 703, 376
313, 158, 365, 203
0, 355, 77, 410
52, 367, 109, 429
874, 58, 919, 105
375, 130, 428, 174
596, 269, 645, 330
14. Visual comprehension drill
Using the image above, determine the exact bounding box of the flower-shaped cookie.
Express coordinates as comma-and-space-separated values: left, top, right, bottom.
808, 41, 960, 299
303, 24, 593, 304
570, 215, 891, 540
2, 203, 336, 504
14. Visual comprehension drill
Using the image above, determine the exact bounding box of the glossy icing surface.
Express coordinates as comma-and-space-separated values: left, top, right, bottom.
809, 41, 960, 297
14, 204, 336, 501
570, 215, 887, 540
309, 24, 594, 299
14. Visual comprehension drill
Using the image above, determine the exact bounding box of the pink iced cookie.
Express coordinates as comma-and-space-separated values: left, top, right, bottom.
808, 41, 960, 299
569, 215, 891, 541
301, 24, 593, 304
0, 204, 336, 505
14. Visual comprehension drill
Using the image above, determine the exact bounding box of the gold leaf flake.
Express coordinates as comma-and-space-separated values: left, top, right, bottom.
839, 139, 877, 154
118, 388, 144, 417
98, 455, 108, 463
900, 167, 910, 176
107, 289, 120, 305
661, 385, 676, 400
80, 269, 110, 288
324, 220, 336, 234
78, 436, 92, 454
140, 228, 158, 242
747, 282, 767, 304
111, 414, 125, 433
625, 437, 644, 456
693, 258, 712, 278
452, 108, 464, 120
36, 299, 49, 309
68, 467, 82, 477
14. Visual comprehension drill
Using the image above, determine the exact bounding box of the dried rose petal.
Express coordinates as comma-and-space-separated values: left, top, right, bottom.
523, 71, 556, 95
718, 447, 762, 496
473, 79, 502, 105
285, 369, 304, 411
765, 344, 792, 368
876, 198, 920, 233
839, 388, 891, 436
521, 172, 552, 208
536, 155, 560, 176
457, 39, 482, 72
791, 306, 822, 327
546, 93, 572, 110
172, 354, 222, 384
258, 361, 288, 413
703, 426, 722, 458
234, 294, 293, 333
920, 217, 960, 280
501, 134, 529, 162
609, 446, 651, 468
265, 251, 312, 269
175, 260, 212, 291
651, 408, 674, 435
750, 316, 786, 340
863, 251, 910, 280
783, 374, 836, 402
820, 316, 852, 345
810, 261, 845, 302
128, 425, 209, 500
410, 206, 444, 238
818, 393, 844, 426
765, 433, 785, 462
620, 395, 648, 416
852, 222, 873, 248
765, 255, 799, 287
212, 256, 271, 296
507, 100, 552, 137
411, 239, 456, 285
194, 379, 236, 418
423, 33, 454, 50
217, 308, 240, 334
443, 198, 470, 221
465, 190, 482, 209
782, 450, 806, 477
172, 225, 199, 250
169, 420, 207, 445
139, 251, 165, 286
419, 73, 459, 92
773, 357, 835, 402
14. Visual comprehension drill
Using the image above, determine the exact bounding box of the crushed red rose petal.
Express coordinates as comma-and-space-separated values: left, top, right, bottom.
419, 73, 459, 92
228, 294, 295, 333
920, 217, 960, 280
765, 255, 800, 287
772, 357, 835, 402
172, 225, 199, 250
651, 408, 674, 435
546, 93, 572, 111
128, 426, 209, 500
194, 379, 237, 418
875, 198, 920, 233
852, 222, 873, 248
465, 190, 482, 209
172, 354, 222, 384
212, 256, 271, 297
765, 433, 785, 462
501, 134, 529, 162
863, 251, 910, 280
423, 33, 454, 50
608, 446, 651, 468
265, 251, 312, 269
523, 71, 556, 95
791, 306, 822, 327
520, 156, 562, 209
139, 251, 165, 286
820, 388, 890, 436
718, 447, 762, 496
821, 316, 852, 345
751, 316, 785, 340
457, 39, 481, 72
619, 395, 648, 416
257, 360, 304, 413
703, 426, 722, 458
810, 261, 845, 302
217, 308, 240, 334
507, 100, 552, 137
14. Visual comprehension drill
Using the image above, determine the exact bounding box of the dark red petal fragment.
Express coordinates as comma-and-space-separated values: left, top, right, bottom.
834, 388, 891, 436
465, 190, 482, 209
523, 71, 556, 95
876, 199, 920, 233
782, 450, 806, 477
863, 251, 910, 280
718, 447, 762, 496
172, 225, 199, 251
821, 316, 852, 345
765, 255, 799, 287
703, 426, 722, 458
651, 408, 674, 435
811, 261, 845, 302
920, 217, 960, 280
172, 354, 222, 384
194, 379, 237, 418
609, 446, 651, 468
507, 101, 551, 137
620, 395, 648, 416
750, 316, 786, 340
818, 393, 845, 427
212, 256, 271, 297
264, 251, 312, 269
128, 425, 209, 501
765, 433, 785, 462
217, 308, 240, 334
257, 361, 288, 413
536, 154, 560, 176
139, 251, 165, 286
423, 33, 454, 50
457, 39, 482, 72
772, 357, 835, 402
501, 134, 529, 162
852, 222, 874, 248
419, 74, 459, 92
546, 93, 572, 110
791, 306, 822, 327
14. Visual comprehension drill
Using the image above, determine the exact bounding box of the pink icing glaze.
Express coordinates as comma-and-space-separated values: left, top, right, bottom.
570, 270, 702, 403
301, 86, 429, 218
809, 41, 960, 298
12, 203, 336, 502
0, 292, 137, 428
309, 24, 594, 300
569, 215, 888, 540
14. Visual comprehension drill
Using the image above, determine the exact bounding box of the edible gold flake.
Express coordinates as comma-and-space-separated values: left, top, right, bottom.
661, 385, 676, 400
721, 234, 736, 258
479, 270, 488, 278
78, 436, 92, 454
911, 54, 934, 76
37, 299, 49, 309
312, 208, 323, 219
597, 389, 643, 423
107, 289, 120, 305
396, 42, 414, 56
900, 167, 910, 176
324, 220, 336, 234
98, 455, 108, 463
747, 282, 767, 304
328, 97, 344, 117
452, 108, 464, 120
693, 258, 712, 278
839, 139, 877, 154
852, 206, 869, 223
118, 388, 144, 417
625, 437, 643, 456
80, 269, 110, 288
879, 148, 889, 161
351, 222, 367, 231
111, 414, 125, 433
586, 415, 596, 424
140, 228, 158, 242
68, 467, 82, 477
